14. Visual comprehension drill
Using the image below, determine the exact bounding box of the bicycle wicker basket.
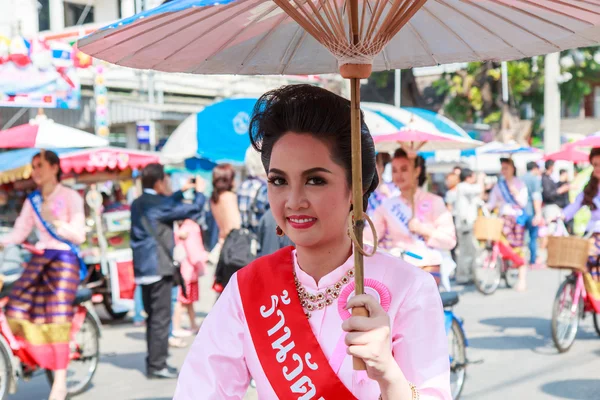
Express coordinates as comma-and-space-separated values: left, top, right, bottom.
546, 236, 590, 272
473, 216, 504, 242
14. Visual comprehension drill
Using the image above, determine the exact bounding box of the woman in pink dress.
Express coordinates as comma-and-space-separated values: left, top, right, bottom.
486, 157, 528, 291
172, 219, 208, 336
0, 151, 85, 400
368, 149, 456, 288
175, 85, 450, 400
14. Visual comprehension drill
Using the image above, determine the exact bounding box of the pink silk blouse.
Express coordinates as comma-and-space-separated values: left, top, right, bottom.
1, 184, 86, 250
174, 249, 451, 399
368, 189, 456, 266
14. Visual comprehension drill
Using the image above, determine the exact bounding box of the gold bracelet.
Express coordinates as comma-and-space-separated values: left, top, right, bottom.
379, 382, 419, 400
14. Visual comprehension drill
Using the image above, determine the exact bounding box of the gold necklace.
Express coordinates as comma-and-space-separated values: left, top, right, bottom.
293, 268, 355, 319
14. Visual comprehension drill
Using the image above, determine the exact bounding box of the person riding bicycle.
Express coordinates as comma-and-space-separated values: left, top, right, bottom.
0, 150, 85, 400
486, 157, 529, 291
563, 148, 600, 278
368, 148, 457, 289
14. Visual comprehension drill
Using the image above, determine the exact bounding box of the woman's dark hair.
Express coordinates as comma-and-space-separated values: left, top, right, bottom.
583, 148, 600, 210
393, 148, 427, 187
500, 157, 517, 177
376, 152, 392, 169
459, 168, 474, 183
211, 163, 235, 204
32, 150, 62, 182
248, 84, 378, 211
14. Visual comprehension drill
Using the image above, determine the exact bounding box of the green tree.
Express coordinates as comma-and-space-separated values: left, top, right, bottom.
432, 47, 600, 139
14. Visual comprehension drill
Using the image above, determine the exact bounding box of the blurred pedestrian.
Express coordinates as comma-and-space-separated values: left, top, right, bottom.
172, 219, 207, 337
0, 150, 85, 400
542, 160, 570, 235
366, 152, 395, 215
130, 163, 206, 379
445, 173, 460, 213
487, 158, 529, 291
209, 164, 241, 293
238, 147, 268, 234
522, 162, 544, 269
454, 169, 484, 284
257, 208, 293, 257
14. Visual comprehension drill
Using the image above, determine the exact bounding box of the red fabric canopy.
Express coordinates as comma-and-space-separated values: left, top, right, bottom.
60, 148, 159, 174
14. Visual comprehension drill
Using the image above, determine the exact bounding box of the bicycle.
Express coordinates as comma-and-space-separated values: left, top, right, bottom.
472, 205, 521, 295
398, 250, 468, 400
548, 222, 600, 353
0, 243, 101, 398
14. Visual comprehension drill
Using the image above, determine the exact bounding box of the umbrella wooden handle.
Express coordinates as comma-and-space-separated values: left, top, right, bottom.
352, 305, 369, 370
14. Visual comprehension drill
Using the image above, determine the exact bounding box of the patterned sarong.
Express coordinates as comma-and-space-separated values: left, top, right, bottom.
6, 249, 79, 370
502, 215, 525, 253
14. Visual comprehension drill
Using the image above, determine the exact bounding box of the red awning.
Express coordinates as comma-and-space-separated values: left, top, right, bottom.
60, 147, 160, 174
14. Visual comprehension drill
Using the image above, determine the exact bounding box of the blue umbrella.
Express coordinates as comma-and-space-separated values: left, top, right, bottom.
196, 98, 257, 164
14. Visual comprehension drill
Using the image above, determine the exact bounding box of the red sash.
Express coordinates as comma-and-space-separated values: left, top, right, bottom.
238, 247, 357, 399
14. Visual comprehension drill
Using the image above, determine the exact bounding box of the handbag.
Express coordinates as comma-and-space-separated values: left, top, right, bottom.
141, 216, 187, 298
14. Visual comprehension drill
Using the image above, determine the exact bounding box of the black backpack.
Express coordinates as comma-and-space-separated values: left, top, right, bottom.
214, 228, 258, 288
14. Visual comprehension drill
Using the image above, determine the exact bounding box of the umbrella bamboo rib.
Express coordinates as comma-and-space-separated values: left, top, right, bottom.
359, 0, 368, 39
433, 0, 529, 59
379, 0, 413, 38
578, 0, 600, 7
195, 3, 281, 70
420, 5, 482, 60
89, 7, 205, 52
113, 7, 228, 62
406, 22, 440, 65
236, 13, 293, 74
298, 0, 339, 41
527, 0, 600, 20
275, 0, 330, 43
386, 0, 428, 39
365, 0, 388, 42
279, 27, 310, 74
462, 0, 566, 50
481, 0, 584, 33
121, 0, 262, 67
322, 0, 346, 39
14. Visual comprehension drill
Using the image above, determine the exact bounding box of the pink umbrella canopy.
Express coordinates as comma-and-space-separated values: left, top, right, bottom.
544, 145, 589, 163
571, 131, 600, 150
373, 127, 481, 154
0, 115, 109, 149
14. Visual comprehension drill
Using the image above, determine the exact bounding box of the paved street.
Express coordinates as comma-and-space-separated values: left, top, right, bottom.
8, 267, 600, 400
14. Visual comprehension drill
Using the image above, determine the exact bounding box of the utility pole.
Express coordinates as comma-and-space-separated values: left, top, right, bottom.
394, 69, 401, 107
544, 53, 561, 154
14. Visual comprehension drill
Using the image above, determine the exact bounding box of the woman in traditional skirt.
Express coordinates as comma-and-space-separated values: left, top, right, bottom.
0, 150, 85, 400
367, 149, 457, 290
175, 85, 450, 399
563, 147, 600, 282
486, 157, 528, 291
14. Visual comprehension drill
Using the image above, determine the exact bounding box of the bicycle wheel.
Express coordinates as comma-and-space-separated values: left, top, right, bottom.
0, 339, 12, 400
503, 261, 519, 288
474, 245, 502, 295
551, 279, 580, 353
102, 292, 128, 320
46, 309, 101, 396
448, 317, 467, 400
593, 312, 600, 337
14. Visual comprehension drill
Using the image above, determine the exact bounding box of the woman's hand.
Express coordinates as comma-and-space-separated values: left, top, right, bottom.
408, 218, 430, 237
342, 294, 401, 384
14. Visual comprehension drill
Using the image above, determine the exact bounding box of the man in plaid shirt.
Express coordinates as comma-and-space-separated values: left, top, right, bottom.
238, 147, 269, 234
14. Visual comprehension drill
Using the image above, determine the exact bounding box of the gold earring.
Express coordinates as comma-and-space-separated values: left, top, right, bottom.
276, 226, 284, 237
